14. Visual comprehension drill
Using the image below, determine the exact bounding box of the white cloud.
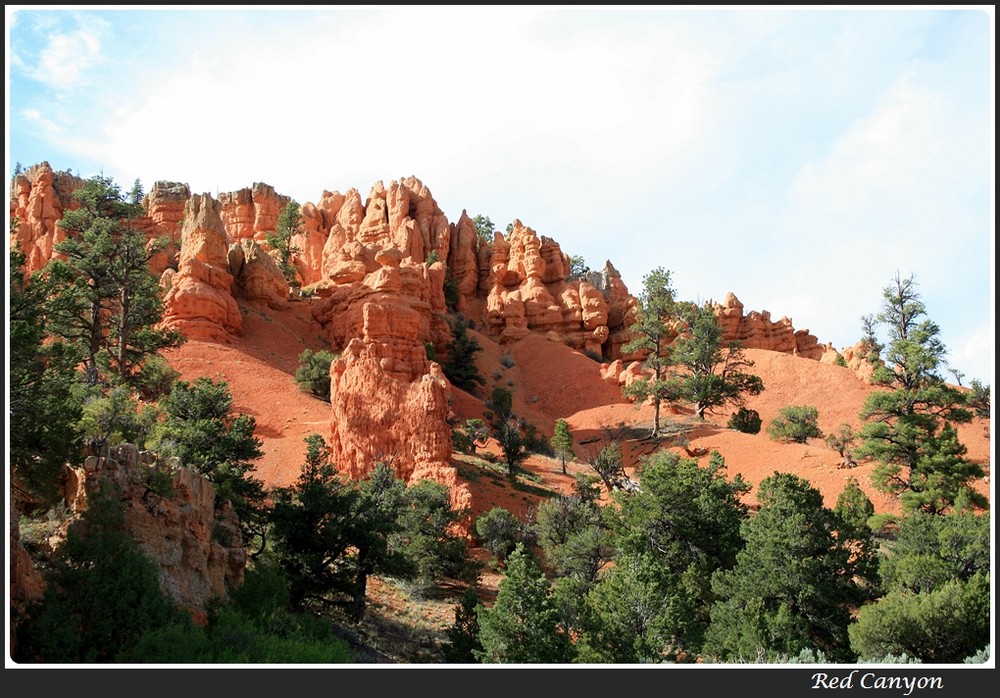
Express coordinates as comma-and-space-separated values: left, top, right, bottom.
19, 107, 63, 135
27, 14, 110, 92
82, 9, 724, 216
8, 9, 990, 381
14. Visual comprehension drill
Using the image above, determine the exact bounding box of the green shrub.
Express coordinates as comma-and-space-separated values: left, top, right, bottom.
443, 271, 460, 313
521, 420, 553, 456
767, 405, 822, 443
294, 348, 338, 402
14, 489, 187, 663
144, 466, 175, 498
136, 354, 181, 401
474, 507, 524, 564
727, 407, 762, 434
825, 424, 858, 466
442, 318, 486, 395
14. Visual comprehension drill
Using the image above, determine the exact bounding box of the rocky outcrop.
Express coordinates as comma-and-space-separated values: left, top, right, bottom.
73, 443, 244, 621
447, 211, 481, 310
228, 238, 290, 309
837, 340, 878, 382
218, 182, 289, 243
481, 221, 636, 359
326, 297, 473, 521
309, 177, 451, 289
144, 180, 191, 276
162, 194, 243, 342
710, 292, 826, 359
8, 161, 85, 274
8, 164, 191, 278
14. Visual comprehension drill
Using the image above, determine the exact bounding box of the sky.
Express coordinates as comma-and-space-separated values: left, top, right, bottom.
5, 6, 995, 385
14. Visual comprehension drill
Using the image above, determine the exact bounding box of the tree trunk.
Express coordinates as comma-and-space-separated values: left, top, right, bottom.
350, 552, 370, 623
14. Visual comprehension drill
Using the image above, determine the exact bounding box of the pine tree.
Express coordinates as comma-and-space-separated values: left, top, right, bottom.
266, 200, 303, 287
705, 473, 862, 662
442, 317, 485, 394
667, 304, 764, 420
621, 267, 680, 437
442, 587, 484, 663
9, 243, 83, 506
345, 463, 414, 622
48, 174, 182, 387
270, 434, 360, 612
474, 544, 575, 663
849, 509, 990, 662
601, 450, 750, 659
855, 273, 982, 514
149, 377, 268, 556
550, 419, 575, 475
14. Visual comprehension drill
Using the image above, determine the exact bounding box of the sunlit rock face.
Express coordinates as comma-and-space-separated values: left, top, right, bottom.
162, 194, 243, 342
9, 161, 85, 273
710, 292, 826, 359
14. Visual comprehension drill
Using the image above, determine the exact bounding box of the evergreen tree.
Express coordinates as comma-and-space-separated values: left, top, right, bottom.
576, 553, 676, 663
475, 544, 575, 663
705, 473, 862, 662
666, 304, 764, 420
442, 317, 485, 394
621, 267, 680, 437
850, 575, 990, 663
393, 479, 478, 593
294, 348, 337, 401
533, 474, 612, 586
270, 434, 361, 612
149, 377, 268, 556
474, 507, 524, 564
345, 462, 415, 622
856, 273, 982, 514
472, 214, 495, 245
850, 508, 990, 664
833, 477, 880, 595
550, 419, 575, 475
588, 450, 750, 660
266, 200, 303, 287
442, 587, 484, 663
49, 174, 182, 386
9, 244, 83, 506
487, 386, 529, 479
767, 405, 823, 443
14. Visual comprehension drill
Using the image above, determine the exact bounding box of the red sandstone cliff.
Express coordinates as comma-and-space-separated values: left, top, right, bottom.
9, 164, 855, 508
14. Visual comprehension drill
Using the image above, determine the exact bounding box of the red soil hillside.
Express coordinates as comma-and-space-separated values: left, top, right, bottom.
167, 296, 991, 524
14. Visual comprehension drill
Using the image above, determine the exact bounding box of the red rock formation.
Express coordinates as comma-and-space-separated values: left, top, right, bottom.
838, 340, 878, 382
293, 199, 329, 287
162, 194, 243, 342
69, 443, 244, 620
480, 221, 635, 359
228, 238, 290, 310
312, 177, 450, 289
447, 211, 481, 310
144, 180, 191, 276
326, 298, 472, 519
8, 161, 84, 273
710, 292, 826, 359
218, 182, 289, 243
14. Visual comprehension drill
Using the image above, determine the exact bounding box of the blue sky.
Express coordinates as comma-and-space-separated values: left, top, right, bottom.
6, 6, 995, 385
